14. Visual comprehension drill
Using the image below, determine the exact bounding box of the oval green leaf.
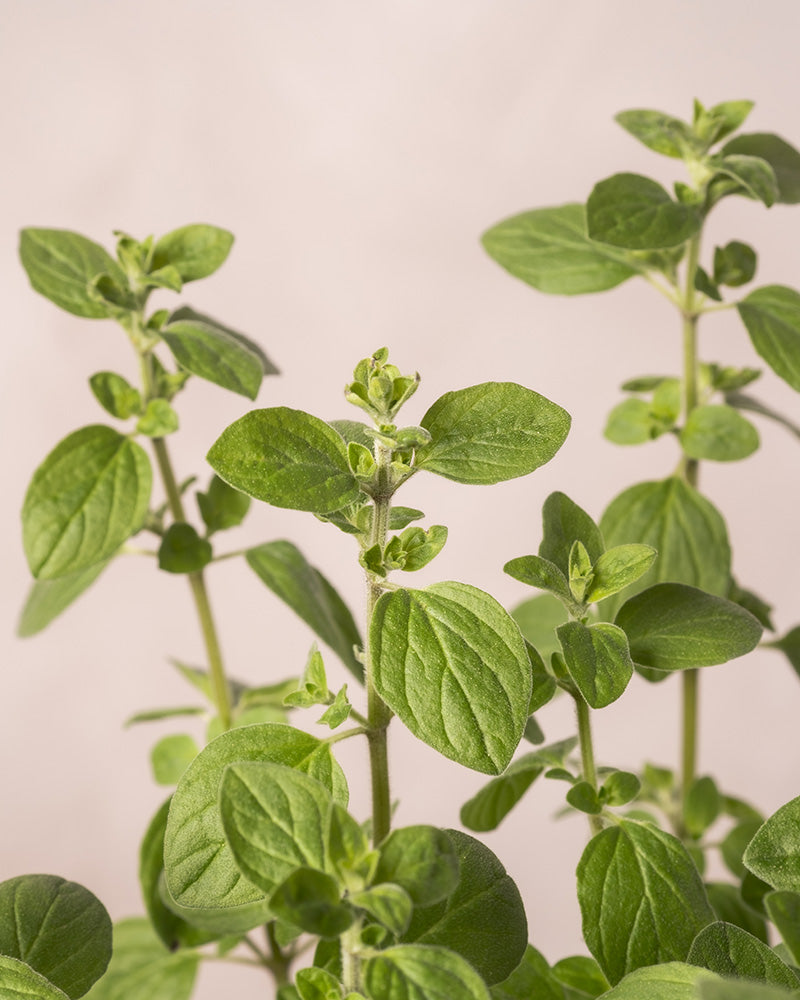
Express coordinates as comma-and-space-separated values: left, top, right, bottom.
17, 560, 110, 637
556, 620, 633, 708
615, 108, 695, 158
371, 582, 531, 774
460, 753, 545, 832
0, 956, 68, 1000
22, 426, 152, 580
159, 319, 263, 399
738, 285, 800, 392
401, 829, 527, 986
598, 962, 718, 1000
207, 408, 360, 513
415, 383, 570, 485
688, 921, 800, 989
373, 826, 459, 907
615, 583, 762, 671
723, 133, 800, 204
481, 203, 641, 295
586, 544, 657, 603
587, 173, 702, 250
680, 405, 759, 462
744, 796, 800, 892
163, 723, 346, 933
577, 819, 714, 984
709, 154, 779, 206
0, 875, 111, 999
151, 224, 234, 282
19, 229, 124, 319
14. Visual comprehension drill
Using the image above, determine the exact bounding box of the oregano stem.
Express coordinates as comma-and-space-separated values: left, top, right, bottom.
364, 441, 394, 847
679, 231, 702, 812
140, 351, 233, 731
574, 693, 602, 837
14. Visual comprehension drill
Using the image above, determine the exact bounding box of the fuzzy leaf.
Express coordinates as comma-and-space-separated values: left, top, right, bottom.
363, 944, 491, 1000
557, 620, 633, 707
680, 405, 759, 462
159, 319, 263, 399
688, 921, 800, 989
723, 133, 800, 204
587, 173, 701, 250
151, 224, 233, 282
744, 796, 800, 892
738, 285, 800, 392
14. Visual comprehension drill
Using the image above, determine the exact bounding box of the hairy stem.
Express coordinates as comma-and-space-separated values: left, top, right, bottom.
140, 351, 233, 730
574, 694, 602, 837
364, 441, 394, 847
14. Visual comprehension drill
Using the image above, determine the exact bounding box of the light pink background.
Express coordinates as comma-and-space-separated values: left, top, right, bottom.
3, 2, 800, 995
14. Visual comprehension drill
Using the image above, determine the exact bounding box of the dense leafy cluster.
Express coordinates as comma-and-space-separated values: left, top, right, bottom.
7, 98, 800, 1000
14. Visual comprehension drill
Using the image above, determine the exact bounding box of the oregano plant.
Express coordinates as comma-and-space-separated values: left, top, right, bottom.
7, 97, 800, 1000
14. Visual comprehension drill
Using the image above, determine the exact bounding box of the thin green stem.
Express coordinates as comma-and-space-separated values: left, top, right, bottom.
574, 694, 602, 837
139, 350, 233, 730
264, 923, 291, 987
364, 442, 394, 847
679, 232, 702, 815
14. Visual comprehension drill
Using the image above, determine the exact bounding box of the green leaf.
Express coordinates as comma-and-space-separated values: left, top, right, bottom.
577, 819, 714, 984
318, 685, 351, 729
415, 383, 570, 485
246, 540, 363, 681
615, 108, 695, 158
680, 405, 759, 462
722, 820, 765, 879
363, 944, 491, 1000
601, 770, 641, 808
349, 884, 413, 936
766, 891, 800, 964
0, 956, 69, 1000
539, 492, 604, 578
699, 100, 754, 145
370, 582, 531, 774
615, 583, 762, 671
136, 399, 179, 437
725, 393, 800, 442
269, 868, 352, 939
567, 781, 603, 815
683, 776, 721, 838
22, 426, 152, 579
163, 724, 346, 932
688, 921, 800, 989
17, 560, 110, 637
738, 285, 800, 392
511, 594, 567, 661
208, 408, 360, 513
698, 981, 800, 1000
374, 826, 459, 907
503, 554, 571, 601
714, 241, 757, 287
151, 224, 234, 282
723, 133, 800, 204
150, 734, 199, 786
84, 919, 199, 1000
168, 306, 278, 376
596, 962, 718, 999
605, 398, 661, 444
460, 752, 547, 832
402, 829, 527, 986
0, 875, 111, 998
490, 945, 565, 1000
294, 967, 342, 1000
138, 798, 214, 951
706, 883, 768, 943
709, 154, 779, 206
159, 319, 263, 399
157, 523, 212, 574
196, 475, 250, 535
19, 228, 125, 319
220, 762, 334, 897
586, 173, 702, 250
557, 621, 633, 708
695, 266, 723, 303
586, 545, 657, 603
599, 477, 731, 618
89, 372, 142, 419
744, 796, 800, 891
552, 955, 609, 998
481, 203, 641, 295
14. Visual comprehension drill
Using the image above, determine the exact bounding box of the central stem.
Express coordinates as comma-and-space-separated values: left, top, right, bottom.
679, 233, 702, 810
574, 694, 602, 836
364, 441, 394, 847
140, 351, 233, 730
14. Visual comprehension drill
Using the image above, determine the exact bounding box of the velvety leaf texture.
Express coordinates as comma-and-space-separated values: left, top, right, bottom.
587, 173, 701, 250
0, 956, 69, 1000
151, 224, 234, 282
597, 962, 718, 1000
163, 724, 346, 933
688, 921, 800, 989
738, 285, 800, 392
19, 229, 124, 318
363, 944, 491, 1000
370, 582, 531, 774
22, 426, 152, 580
482, 203, 641, 295
416, 382, 570, 485
723, 133, 800, 204
0, 876, 111, 999
159, 320, 264, 399
577, 819, 714, 984
744, 796, 800, 892
207, 407, 360, 513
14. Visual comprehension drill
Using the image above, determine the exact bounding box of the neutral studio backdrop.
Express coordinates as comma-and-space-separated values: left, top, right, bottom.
3, 2, 800, 994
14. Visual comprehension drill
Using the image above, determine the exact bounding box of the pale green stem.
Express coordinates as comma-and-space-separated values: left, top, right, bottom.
574, 694, 602, 837
679, 233, 702, 815
364, 442, 394, 848
341, 917, 365, 994
140, 351, 233, 730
